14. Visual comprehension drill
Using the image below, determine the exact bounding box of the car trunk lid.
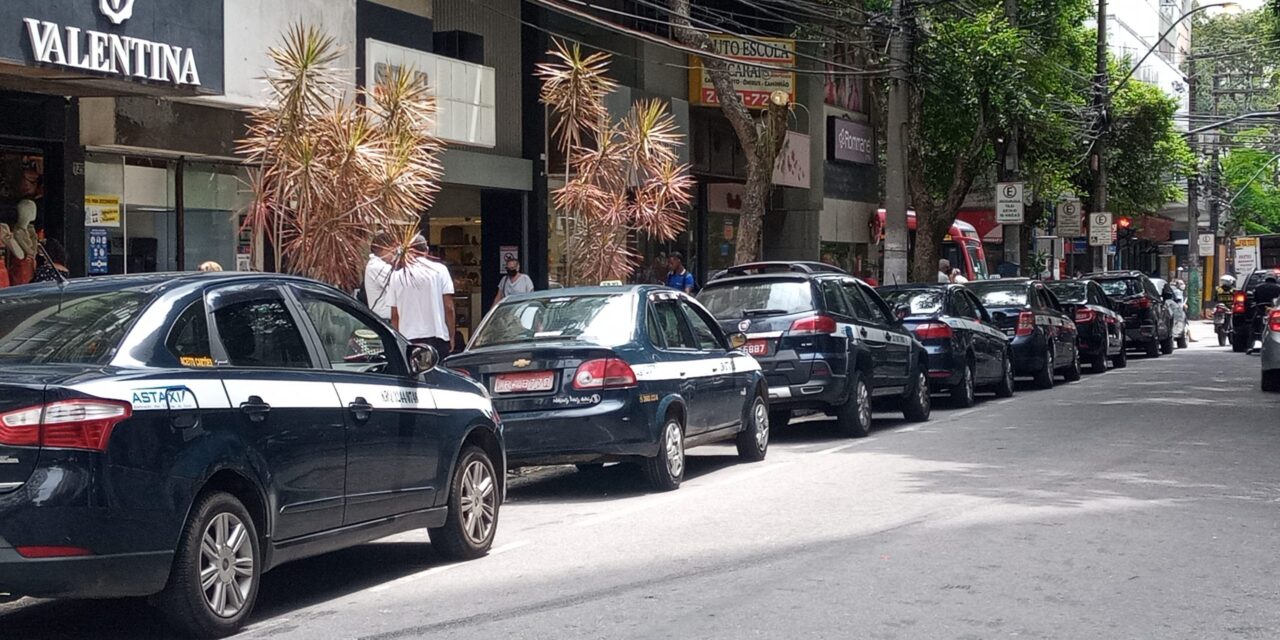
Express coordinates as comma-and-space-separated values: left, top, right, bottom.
446, 343, 619, 413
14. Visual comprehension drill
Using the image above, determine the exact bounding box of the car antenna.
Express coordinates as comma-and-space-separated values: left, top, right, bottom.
36, 241, 70, 311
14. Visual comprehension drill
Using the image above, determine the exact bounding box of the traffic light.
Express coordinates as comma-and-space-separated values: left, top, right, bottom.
1116, 216, 1134, 241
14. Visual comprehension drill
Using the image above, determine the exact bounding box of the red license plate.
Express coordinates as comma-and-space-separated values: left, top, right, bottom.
494, 371, 555, 394
744, 339, 770, 356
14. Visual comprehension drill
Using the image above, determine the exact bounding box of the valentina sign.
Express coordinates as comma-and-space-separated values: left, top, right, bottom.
23, 17, 201, 86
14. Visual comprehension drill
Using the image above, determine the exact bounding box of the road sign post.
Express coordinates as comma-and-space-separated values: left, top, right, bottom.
996, 182, 1025, 224
1089, 212, 1113, 249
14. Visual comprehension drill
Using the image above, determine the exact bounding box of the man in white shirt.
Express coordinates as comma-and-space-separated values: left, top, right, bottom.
937, 259, 952, 283
363, 232, 395, 320
388, 235, 456, 356
493, 258, 535, 306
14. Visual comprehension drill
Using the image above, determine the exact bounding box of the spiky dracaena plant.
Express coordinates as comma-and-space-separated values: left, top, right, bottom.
239, 23, 443, 290
536, 41, 694, 285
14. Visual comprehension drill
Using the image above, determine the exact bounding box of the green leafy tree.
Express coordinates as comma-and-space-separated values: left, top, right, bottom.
1095, 73, 1195, 217
1220, 128, 1280, 234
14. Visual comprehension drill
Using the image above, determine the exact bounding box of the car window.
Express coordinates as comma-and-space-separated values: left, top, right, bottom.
213, 297, 313, 369
951, 291, 979, 319
1142, 277, 1160, 298
1041, 288, 1062, 311
819, 279, 852, 318
879, 288, 943, 316
296, 294, 402, 375
1045, 282, 1086, 304
968, 283, 1028, 308
472, 294, 635, 348
840, 281, 875, 320
652, 300, 697, 350
697, 279, 815, 318
167, 300, 213, 367
1097, 278, 1140, 298
0, 289, 152, 365
855, 283, 891, 324
679, 301, 724, 351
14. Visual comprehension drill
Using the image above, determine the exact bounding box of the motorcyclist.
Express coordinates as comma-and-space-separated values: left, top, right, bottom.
1214, 275, 1237, 346
1217, 275, 1237, 304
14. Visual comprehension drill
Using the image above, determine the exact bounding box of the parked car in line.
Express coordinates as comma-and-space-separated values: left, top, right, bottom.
1151, 277, 1188, 349
1045, 279, 1127, 371
1230, 268, 1280, 352
876, 284, 1016, 407
696, 262, 932, 438
964, 278, 1081, 389
0, 273, 503, 638
1086, 270, 1175, 357
1262, 307, 1280, 392
446, 286, 770, 492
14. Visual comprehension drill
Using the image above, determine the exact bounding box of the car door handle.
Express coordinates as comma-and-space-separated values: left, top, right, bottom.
240, 396, 271, 423
860, 328, 868, 337
349, 397, 374, 423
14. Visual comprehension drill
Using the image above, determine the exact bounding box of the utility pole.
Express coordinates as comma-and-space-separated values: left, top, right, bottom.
1187, 54, 1202, 318
1002, 0, 1021, 275
1090, 0, 1109, 273
883, 0, 911, 285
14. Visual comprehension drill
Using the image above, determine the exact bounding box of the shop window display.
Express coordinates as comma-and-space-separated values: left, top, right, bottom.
0, 152, 44, 287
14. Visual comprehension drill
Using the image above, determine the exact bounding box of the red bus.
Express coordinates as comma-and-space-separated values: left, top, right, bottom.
871, 210, 989, 281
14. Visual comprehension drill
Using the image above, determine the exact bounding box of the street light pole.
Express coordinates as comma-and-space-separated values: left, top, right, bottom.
1090, 0, 1109, 273
1187, 55, 1202, 318
883, 0, 911, 285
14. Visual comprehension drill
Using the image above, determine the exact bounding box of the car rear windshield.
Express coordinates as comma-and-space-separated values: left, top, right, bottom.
1096, 278, 1141, 298
472, 294, 635, 348
966, 283, 1027, 308
1045, 282, 1086, 304
0, 289, 153, 365
879, 289, 944, 316
1245, 271, 1280, 291
698, 280, 814, 318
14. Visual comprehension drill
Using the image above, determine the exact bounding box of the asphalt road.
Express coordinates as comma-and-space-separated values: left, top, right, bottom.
4, 323, 1279, 639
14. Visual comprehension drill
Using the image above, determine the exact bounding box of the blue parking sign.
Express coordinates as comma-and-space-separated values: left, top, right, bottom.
88, 228, 109, 275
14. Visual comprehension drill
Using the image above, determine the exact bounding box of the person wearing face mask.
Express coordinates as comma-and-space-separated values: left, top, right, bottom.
494, 257, 534, 306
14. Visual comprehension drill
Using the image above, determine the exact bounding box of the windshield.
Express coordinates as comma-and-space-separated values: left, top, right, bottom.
698, 280, 814, 318
1097, 279, 1141, 297
879, 289, 944, 316
967, 283, 1027, 308
0, 289, 153, 365
1045, 282, 1086, 304
472, 294, 635, 348
965, 243, 989, 279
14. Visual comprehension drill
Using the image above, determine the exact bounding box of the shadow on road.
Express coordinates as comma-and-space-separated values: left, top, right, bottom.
506, 453, 741, 505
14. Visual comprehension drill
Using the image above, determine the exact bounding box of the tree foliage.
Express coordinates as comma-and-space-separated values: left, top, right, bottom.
1098, 73, 1195, 216
1221, 128, 1280, 234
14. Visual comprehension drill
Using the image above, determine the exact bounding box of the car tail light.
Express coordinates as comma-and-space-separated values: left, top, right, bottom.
912, 322, 953, 340
15, 546, 93, 558
1132, 297, 1152, 310
789, 314, 838, 335
1075, 308, 1096, 323
1269, 309, 1280, 333
450, 366, 473, 379
573, 358, 638, 390
1016, 311, 1035, 337
0, 400, 132, 452
811, 361, 833, 377
1234, 291, 1247, 315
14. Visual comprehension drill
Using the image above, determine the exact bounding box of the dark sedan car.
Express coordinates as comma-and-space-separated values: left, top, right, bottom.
966, 279, 1081, 389
0, 273, 503, 638
446, 286, 770, 492
1086, 270, 1174, 357
878, 284, 1016, 407
1045, 279, 1127, 371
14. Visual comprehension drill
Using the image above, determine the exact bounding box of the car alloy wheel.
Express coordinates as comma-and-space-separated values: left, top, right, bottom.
857, 379, 872, 430
903, 370, 931, 422
753, 399, 769, 451
737, 394, 770, 462
199, 513, 255, 619
664, 420, 685, 479
459, 459, 498, 546
994, 352, 1015, 398
952, 363, 976, 407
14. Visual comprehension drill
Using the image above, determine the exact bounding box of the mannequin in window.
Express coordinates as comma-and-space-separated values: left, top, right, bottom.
7, 200, 38, 285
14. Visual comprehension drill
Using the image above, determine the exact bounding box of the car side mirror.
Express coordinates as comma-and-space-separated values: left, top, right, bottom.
728, 332, 748, 350
407, 344, 439, 375
893, 304, 910, 321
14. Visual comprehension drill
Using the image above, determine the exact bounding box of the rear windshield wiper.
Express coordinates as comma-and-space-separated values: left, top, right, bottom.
743, 308, 790, 317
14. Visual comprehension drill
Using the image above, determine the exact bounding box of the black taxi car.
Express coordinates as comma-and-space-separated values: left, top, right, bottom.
697, 262, 932, 438
1085, 270, 1174, 357
1045, 279, 1127, 371
966, 278, 1081, 389
0, 273, 503, 638
446, 286, 770, 492
877, 284, 1016, 407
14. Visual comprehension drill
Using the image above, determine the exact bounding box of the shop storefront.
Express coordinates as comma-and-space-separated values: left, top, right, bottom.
823, 113, 877, 277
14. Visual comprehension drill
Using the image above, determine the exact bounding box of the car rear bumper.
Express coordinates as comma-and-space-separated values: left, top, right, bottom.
755, 350, 846, 411
0, 543, 172, 598
1125, 323, 1159, 345
767, 379, 845, 409
922, 347, 964, 388
500, 398, 660, 466
1010, 336, 1047, 374
1076, 324, 1109, 356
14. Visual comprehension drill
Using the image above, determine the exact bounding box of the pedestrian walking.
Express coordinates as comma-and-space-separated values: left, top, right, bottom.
388, 234, 456, 357
665, 251, 695, 293
494, 258, 534, 306
363, 232, 396, 320
937, 259, 951, 283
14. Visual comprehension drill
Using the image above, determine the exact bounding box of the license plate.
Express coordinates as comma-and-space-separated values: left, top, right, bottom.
744, 339, 771, 356
494, 371, 555, 394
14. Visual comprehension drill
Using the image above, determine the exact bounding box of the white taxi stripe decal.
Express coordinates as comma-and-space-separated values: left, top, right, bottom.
70, 379, 231, 410
333, 383, 435, 410
745, 331, 784, 339
630, 353, 760, 382
223, 380, 341, 409
431, 389, 495, 414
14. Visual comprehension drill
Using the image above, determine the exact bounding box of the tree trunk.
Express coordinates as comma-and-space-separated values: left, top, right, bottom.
668, 0, 788, 263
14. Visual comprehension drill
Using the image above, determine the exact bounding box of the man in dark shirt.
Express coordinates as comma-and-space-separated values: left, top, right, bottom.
665, 251, 695, 293
1247, 276, 1280, 353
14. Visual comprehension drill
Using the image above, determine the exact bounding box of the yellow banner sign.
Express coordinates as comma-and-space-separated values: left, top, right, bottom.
85, 194, 121, 228
689, 35, 795, 108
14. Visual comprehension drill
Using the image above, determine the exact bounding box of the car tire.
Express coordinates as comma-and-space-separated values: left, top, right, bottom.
1063, 349, 1082, 382
1176, 332, 1188, 349
575, 463, 605, 473
1232, 334, 1249, 353
835, 371, 872, 438
1160, 334, 1175, 354
769, 410, 791, 430
1146, 339, 1161, 357
993, 350, 1015, 398
1089, 349, 1108, 372
736, 393, 769, 462
1218, 332, 1227, 347
156, 492, 261, 640
429, 446, 500, 560
951, 361, 976, 408
1112, 339, 1128, 369
1033, 348, 1055, 389
642, 416, 685, 491
1263, 370, 1280, 393
902, 368, 932, 423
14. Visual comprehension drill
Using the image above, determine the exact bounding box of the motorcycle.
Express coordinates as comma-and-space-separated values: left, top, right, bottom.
1213, 303, 1233, 347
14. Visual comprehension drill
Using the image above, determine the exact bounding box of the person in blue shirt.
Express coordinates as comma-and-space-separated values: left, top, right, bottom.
665, 251, 695, 293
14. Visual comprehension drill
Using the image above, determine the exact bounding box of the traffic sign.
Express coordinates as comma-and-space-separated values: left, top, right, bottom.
1089, 212, 1112, 247
1056, 200, 1082, 237
87, 228, 109, 275
996, 182, 1024, 224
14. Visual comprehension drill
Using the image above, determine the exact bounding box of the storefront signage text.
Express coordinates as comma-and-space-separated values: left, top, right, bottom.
85, 194, 121, 228
24, 17, 201, 86
689, 35, 795, 108
828, 118, 874, 165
